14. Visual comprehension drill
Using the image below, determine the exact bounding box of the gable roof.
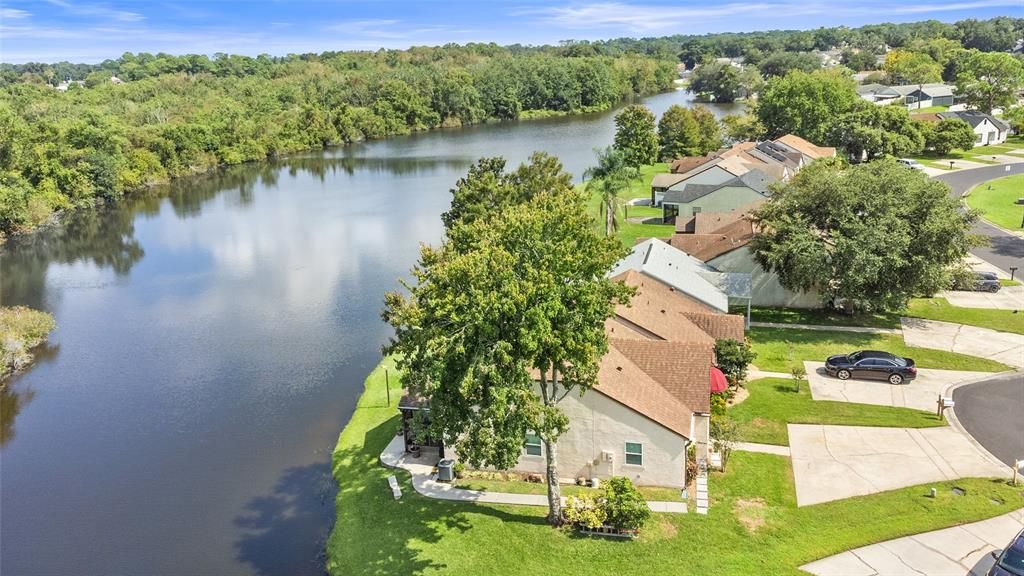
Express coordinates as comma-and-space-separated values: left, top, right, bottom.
670, 153, 719, 174
609, 238, 730, 312
651, 173, 689, 190
774, 134, 837, 159
669, 216, 756, 262
939, 110, 1010, 131
609, 338, 714, 415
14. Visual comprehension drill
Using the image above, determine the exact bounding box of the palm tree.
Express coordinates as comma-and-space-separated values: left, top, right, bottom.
584, 147, 639, 237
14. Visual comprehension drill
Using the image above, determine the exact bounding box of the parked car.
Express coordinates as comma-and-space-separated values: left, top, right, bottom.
988, 527, 1024, 576
971, 271, 1002, 293
897, 158, 926, 171
824, 350, 917, 385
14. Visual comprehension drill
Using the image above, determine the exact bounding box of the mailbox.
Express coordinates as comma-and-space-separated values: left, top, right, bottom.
940, 397, 955, 408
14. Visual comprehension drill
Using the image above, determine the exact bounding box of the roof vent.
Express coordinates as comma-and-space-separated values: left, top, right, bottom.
616, 366, 623, 372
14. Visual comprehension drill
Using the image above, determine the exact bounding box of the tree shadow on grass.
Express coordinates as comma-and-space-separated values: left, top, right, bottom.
234, 460, 338, 576
325, 414, 549, 575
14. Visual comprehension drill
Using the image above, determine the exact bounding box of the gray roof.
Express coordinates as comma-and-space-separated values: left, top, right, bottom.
662, 169, 773, 205
938, 110, 1010, 131
856, 83, 887, 95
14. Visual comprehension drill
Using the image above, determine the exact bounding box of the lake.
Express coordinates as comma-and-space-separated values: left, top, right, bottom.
0, 91, 737, 575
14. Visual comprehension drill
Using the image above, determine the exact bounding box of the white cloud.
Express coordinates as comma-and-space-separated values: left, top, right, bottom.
44, 0, 144, 22
521, 0, 1024, 32
0, 8, 31, 19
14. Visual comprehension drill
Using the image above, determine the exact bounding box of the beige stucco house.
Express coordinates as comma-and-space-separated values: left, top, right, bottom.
403, 268, 746, 490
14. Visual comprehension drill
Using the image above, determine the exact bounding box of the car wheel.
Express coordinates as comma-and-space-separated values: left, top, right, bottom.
889, 373, 904, 385
837, 369, 850, 380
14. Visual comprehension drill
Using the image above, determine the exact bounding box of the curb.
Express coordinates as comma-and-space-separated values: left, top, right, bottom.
943, 371, 1020, 474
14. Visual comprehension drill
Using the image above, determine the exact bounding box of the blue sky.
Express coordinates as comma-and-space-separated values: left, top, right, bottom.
0, 0, 1021, 63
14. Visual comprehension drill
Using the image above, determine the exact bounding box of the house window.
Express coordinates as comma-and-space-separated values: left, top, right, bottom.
524, 433, 542, 456
625, 442, 643, 466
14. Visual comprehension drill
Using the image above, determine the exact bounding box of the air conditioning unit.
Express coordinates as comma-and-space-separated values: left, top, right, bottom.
601, 450, 614, 463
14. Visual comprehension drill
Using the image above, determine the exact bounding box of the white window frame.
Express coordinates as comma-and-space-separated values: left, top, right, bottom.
624, 441, 643, 466
524, 433, 543, 457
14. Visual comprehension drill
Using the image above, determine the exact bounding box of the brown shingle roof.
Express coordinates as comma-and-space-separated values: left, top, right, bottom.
681, 311, 745, 341
651, 173, 688, 190
670, 153, 719, 174
612, 269, 718, 315
609, 338, 713, 414
775, 134, 836, 159
669, 217, 755, 261
595, 344, 695, 437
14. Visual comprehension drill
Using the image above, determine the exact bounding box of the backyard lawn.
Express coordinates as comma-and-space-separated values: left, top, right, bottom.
747, 327, 1010, 373
966, 174, 1024, 231
729, 378, 944, 446
452, 477, 683, 502
327, 359, 1023, 576
584, 162, 675, 247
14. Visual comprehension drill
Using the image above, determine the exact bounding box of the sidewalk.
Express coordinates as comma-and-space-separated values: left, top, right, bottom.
379, 436, 688, 514
749, 321, 901, 335
802, 508, 1024, 576
735, 441, 791, 457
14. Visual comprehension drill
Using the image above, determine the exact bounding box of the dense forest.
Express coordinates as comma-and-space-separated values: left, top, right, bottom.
2, 17, 1022, 238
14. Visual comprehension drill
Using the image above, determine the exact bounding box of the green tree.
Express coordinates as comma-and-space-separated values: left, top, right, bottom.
721, 112, 766, 143
656, 105, 703, 160
692, 105, 723, 155
689, 61, 762, 103
441, 152, 573, 230
758, 51, 822, 78
841, 49, 878, 72
1002, 106, 1024, 133
714, 339, 757, 385
584, 147, 637, 236
921, 118, 977, 155
756, 70, 858, 143
612, 105, 658, 170
383, 187, 631, 524
955, 51, 1024, 113
883, 49, 943, 84
751, 158, 975, 311
826, 102, 924, 160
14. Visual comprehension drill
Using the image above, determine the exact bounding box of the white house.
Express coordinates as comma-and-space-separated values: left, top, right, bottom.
938, 110, 1010, 147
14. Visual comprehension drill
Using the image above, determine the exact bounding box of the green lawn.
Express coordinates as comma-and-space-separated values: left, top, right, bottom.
744, 299, 1023, 336
910, 135, 1024, 169
452, 478, 683, 502
327, 359, 1023, 576
583, 162, 675, 247
966, 174, 1024, 231
1001, 279, 1021, 287
905, 298, 1024, 335
748, 327, 1010, 373
913, 105, 949, 113
729, 378, 944, 446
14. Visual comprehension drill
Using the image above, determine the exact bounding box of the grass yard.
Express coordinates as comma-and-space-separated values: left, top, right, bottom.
965, 174, 1024, 231
906, 298, 1024, 335
743, 306, 902, 329
452, 478, 683, 502
327, 359, 1023, 576
910, 135, 1024, 169
913, 105, 949, 113
729, 378, 944, 446
747, 327, 1010, 373
583, 162, 675, 247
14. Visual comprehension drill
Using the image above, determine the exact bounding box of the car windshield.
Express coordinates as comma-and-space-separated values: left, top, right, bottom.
848, 352, 862, 362
998, 546, 1024, 576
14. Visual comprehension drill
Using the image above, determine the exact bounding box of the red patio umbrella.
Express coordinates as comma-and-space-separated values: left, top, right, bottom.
710, 366, 729, 394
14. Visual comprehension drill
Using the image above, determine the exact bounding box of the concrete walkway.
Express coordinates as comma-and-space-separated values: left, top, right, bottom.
788, 424, 1008, 506
379, 436, 688, 513
804, 361, 1000, 412
940, 285, 1024, 311
750, 321, 901, 335
802, 508, 1024, 576
901, 318, 1024, 369
735, 441, 791, 457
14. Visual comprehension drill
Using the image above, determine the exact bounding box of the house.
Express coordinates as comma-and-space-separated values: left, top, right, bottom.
399, 265, 746, 490
653, 135, 835, 217
110, 75, 124, 85
860, 83, 956, 108
668, 209, 821, 308
938, 110, 1009, 147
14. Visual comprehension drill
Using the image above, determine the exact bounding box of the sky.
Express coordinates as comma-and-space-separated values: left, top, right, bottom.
0, 0, 1021, 64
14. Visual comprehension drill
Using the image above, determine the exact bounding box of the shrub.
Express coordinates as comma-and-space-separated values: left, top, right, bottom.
710, 391, 728, 416
1, 306, 57, 379
791, 365, 807, 393
715, 338, 757, 385
564, 493, 607, 529
602, 477, 650, 532
453, 462, 465, 479
949, 265, 976, 291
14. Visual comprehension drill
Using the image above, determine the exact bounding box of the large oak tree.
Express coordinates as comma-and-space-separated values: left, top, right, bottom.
751, 158, 976, 311
384, 183, 631, 524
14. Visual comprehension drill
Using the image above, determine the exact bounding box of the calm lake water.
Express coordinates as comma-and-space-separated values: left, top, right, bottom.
0, 91, 737, 575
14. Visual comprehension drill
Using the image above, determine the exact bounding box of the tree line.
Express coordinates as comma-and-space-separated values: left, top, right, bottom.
0, 47, 676, 238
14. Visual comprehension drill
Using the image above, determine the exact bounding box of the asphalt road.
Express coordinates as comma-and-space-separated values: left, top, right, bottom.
952, 372, 1024, 467
934, 164, 1024, 275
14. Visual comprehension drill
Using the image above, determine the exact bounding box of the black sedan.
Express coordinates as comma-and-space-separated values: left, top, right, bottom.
988, 527, 1024, 576
824, 350, 917, 385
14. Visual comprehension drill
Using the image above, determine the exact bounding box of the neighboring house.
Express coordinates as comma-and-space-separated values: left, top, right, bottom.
669, 209, 821, 308
660, 169, 771, 222
609, 238, 753, 321
402, 266, 746, 489
861, 83, 956, 108
939, 110, 1009, 147
110, 75, 124, 85
55, 79, 84, 92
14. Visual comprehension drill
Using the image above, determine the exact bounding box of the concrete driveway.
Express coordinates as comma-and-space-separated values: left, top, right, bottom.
940, 285, 1024, 310
805, 361, 998, 412
901, 318, 1024, 369
789, 424, 1007, 507
802, 508, 1024, 576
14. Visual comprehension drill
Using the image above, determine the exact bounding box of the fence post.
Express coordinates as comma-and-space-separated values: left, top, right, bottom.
386, 369, 391, 406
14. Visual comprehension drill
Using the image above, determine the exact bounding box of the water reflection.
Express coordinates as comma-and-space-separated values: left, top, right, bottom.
0, 343, 58, 446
